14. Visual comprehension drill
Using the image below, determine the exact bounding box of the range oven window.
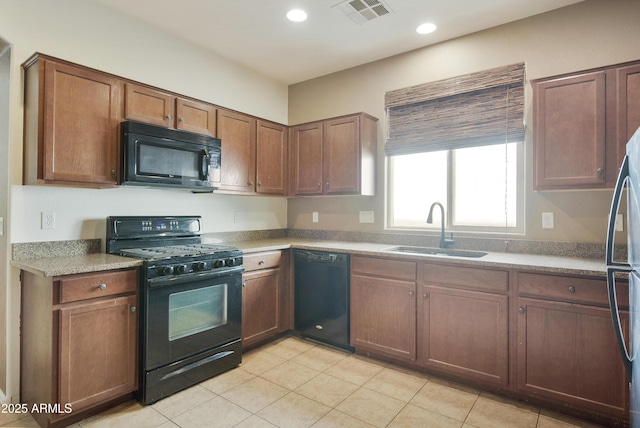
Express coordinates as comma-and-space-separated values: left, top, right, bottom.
168, 284, 228, 341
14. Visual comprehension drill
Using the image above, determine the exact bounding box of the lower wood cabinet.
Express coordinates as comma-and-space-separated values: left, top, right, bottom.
242, 251, 291, 348
21, 268, 138, 428
418, 263, 509, 387
516, 272, 629, 420
350, 256, 417, 361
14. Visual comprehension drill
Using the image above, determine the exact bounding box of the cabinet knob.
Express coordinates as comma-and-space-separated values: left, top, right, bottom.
408, 291, 414, 297
317, 183, 321, 188
166, 114, 172, 120
179, 117, 184, 122
98, 283, 107, 290
258, 260, 265, 265
423, 293, 428, 299
597, 168, 604, 175
131, 306, 137, 313
568, 286, 576, 294
518, 307, 525, 314
326, 182, 330, 188
248, 181, 253, 186
257, 181, 262, 186
242, 282, 247, 288
111, 169, 117, 177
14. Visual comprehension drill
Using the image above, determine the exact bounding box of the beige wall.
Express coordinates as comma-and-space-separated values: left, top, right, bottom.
288, 0, 640, 244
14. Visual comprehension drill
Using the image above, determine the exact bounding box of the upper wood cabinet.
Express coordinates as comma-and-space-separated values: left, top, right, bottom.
217, 109, 257, 194
533, 60, 640, 190
290, 112, 377, 196
124, 83, 216, 136
23, 54, 123, 187
217, 109, 288, 196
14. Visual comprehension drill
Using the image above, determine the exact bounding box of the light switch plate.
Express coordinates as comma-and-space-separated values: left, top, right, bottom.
542, 212, 554, 229
616, 213, 624, 232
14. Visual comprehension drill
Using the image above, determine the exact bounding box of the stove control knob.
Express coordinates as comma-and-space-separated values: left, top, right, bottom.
195, 262, 208, 271
176, 264, 188, 274
162, 266, 174, 275
226, 257, 238, 267
213, 259, 225, 268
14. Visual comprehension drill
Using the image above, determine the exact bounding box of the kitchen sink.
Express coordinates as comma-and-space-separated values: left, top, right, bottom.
383, 246, 488, 258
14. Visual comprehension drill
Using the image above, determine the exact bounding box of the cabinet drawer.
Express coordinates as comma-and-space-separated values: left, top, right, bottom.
517, 272, 628, 307
58, 269, 138, 303
351, 256, 416, 281
422, 263, 508, 292
243, 251, 282, 272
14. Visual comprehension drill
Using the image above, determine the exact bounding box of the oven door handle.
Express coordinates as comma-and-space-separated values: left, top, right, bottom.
147, 266, 244, 288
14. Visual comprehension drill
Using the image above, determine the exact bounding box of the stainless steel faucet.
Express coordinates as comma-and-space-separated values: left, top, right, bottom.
427, 202, 454, 248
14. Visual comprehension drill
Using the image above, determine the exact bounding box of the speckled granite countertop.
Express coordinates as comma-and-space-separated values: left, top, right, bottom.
12, 253, 143, 277
13, 237, 608, 278
217, 238, 608, 277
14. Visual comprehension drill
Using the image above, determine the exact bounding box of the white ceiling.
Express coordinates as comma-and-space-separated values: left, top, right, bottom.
89, 0, 583, 85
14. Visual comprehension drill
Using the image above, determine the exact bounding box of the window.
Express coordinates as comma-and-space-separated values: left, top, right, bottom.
388, 142, 523, 233
384, 63, 525, 234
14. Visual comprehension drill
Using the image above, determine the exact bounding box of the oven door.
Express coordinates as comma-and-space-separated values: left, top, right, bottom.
144, 268, 242, 371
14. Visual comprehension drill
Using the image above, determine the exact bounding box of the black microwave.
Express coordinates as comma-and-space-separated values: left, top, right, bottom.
121, 121, 221, 191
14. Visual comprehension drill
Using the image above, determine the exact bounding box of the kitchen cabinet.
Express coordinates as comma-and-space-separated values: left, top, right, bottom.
256, 120, 288, 195
533, 60, 640, 190
124, 83, 217, 136
22, 54, 123, 187
350, 256, 417, 361
242, 251, 291, 348
217, 109, 256, 194
21, 268, 138, 428
217, 110, 288, 195
290, 112, 377, 196
419, 264, 509, 387
516, 272, 629, 419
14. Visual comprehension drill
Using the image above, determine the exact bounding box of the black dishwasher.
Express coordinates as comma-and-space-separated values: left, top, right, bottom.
294, 249, 353, 351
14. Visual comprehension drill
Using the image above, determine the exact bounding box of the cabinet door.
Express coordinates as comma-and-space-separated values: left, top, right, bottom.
350, 274, 416, 361
217, 109, 256, 193
256, 121, 287, 195
242, 268, 281, 347
420, 286, 508, 387
58, 294, 137, 413
533, 71, 607, 189
175, 97, 217, 137
42, 60, 121, 185
290, 122, 323, 195
517, 298, 628, 418
124, 83, 173, 128
617, 64, 640, 164
323, 115, 360, 194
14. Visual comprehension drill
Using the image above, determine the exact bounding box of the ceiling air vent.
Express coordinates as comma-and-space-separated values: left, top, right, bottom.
333, 0, 394, 25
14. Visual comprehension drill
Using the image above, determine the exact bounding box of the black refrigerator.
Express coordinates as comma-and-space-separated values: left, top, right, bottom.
607, 127, 640, 427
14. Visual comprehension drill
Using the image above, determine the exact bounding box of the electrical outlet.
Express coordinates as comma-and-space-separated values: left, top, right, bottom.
0, 216, 3, 236
541, 212, 554, 229
41, 211, 55, 230
359, 211, 374, 223
312, 212, 319, 223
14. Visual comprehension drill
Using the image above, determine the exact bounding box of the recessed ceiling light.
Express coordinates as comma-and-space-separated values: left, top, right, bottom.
287, 9, 307, 22
416, 23, 437, 34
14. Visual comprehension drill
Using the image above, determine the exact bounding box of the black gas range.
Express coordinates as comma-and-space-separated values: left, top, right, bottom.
106, 216, 243, 404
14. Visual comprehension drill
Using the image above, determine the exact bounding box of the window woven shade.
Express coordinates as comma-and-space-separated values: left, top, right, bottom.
385, 63, 525, 156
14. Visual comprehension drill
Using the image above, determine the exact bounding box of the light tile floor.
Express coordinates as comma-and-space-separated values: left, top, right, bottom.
0, 337, 608, 428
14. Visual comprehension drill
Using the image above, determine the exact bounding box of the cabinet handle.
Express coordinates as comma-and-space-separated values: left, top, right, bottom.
423, 293, 428, 299
568, 286, 576, 294
408, 291, 414, 297
518, 307, 525, 314
258, 260, 265, 265
131, 306, 137, 313
98, 283, 107, 290
166, 114, 172, 120
597, 168, 604, 175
